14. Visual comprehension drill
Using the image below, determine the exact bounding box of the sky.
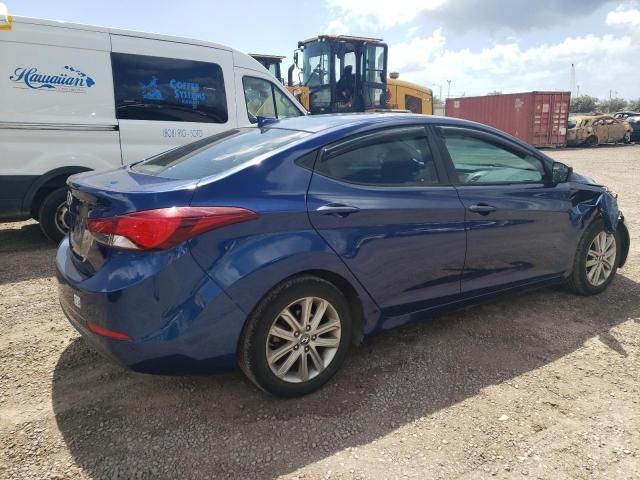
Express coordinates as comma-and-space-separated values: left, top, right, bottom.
5, 0, 640, 99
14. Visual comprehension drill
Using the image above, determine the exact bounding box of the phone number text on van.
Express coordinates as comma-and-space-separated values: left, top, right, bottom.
162, 128, 204, 138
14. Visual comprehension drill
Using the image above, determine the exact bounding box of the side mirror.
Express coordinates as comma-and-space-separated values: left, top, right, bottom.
293, 50, 299, 67
552, 161, 573, 184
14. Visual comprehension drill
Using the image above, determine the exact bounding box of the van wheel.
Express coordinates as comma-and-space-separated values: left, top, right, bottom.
38, 187, 70, 243
238, 275, 352, 397
584, 136, 598, 147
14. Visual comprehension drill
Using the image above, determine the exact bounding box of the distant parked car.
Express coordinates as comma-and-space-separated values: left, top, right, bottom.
57, 113, 630, 397
625, 116, 640, 142
614, 111, 640, 120
566, 114, 632, 147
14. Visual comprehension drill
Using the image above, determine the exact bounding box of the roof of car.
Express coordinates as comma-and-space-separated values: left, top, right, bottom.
269, 113, 477, 134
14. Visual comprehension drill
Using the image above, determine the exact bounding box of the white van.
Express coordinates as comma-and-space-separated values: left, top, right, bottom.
0, 16, 306, 241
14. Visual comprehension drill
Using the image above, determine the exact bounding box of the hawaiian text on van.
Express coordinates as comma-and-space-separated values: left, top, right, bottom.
9, 65, 95, 92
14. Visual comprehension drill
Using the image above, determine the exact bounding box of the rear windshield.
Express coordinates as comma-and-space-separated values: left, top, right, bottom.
132, 128, 310, 179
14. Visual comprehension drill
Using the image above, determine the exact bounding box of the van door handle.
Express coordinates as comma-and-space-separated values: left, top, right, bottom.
316, 204, 360, 216
468, 203, 496, 215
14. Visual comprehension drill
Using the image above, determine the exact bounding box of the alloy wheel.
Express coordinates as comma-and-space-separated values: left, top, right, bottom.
586, 231, 616, 286
266, 297, 341, 383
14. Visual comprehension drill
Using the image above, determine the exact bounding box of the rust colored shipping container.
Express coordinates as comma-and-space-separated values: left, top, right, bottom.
445, 91, 571, 148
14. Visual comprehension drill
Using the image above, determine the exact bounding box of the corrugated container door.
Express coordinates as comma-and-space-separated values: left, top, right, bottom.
532, 93, 570, 147
532, 93, 551, 147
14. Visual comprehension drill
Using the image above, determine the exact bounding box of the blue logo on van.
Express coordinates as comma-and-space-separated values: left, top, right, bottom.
9, 65, 95, 91
140, 76, 164, 101
169, 79, 206, 108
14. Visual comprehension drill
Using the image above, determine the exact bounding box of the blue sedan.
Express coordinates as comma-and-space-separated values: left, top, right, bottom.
56, 114, 630, 396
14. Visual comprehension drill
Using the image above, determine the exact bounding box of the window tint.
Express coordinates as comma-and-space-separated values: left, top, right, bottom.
131, 127, 309, 179
111, 53, 228, 123
442, 131, 545, 184
405, 94, 423, 114
318, 134, 438, 186
243, 76, 302, 123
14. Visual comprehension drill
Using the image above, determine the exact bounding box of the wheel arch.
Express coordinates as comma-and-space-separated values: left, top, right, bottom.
25, 166, 92, 218
231, 265, 375, 358
617, 220, 630, 268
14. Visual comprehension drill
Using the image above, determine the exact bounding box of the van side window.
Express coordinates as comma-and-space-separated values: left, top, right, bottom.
111, 53, 228, 123
243, 76, 302, 123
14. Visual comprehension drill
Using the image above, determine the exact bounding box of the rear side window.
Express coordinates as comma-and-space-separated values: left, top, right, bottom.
317, 133, 439, 186
131, 127, 309, 179
243, 76, 302, 123
111, 53, 228, 123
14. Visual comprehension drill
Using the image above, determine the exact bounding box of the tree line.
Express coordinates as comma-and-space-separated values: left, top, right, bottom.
570, 95, 640, 114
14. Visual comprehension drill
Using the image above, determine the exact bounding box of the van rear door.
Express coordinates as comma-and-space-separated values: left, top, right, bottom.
110, 35, 237, 164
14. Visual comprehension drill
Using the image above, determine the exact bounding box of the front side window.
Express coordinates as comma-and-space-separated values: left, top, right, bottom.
442, 131, 546, 184
243, 77, 302, 123
132, 127, 309, 180
317, 133, 439, 186
111, 53, 228, 123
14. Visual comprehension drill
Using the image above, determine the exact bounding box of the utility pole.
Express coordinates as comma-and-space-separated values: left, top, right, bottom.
446, 79, 451, 99
570, 63, 576, 97
432, 83, 443, 102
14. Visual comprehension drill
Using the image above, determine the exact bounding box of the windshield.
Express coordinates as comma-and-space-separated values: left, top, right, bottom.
567, 119, 577, 129
132, 128, 310, 180
302, 41, 330, 88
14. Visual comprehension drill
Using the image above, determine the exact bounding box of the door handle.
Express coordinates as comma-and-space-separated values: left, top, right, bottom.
316, 204, 360, 216
468, 203, 496, 215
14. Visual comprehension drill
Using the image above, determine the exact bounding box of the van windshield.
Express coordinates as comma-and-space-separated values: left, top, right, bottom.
132, 128, 310, 179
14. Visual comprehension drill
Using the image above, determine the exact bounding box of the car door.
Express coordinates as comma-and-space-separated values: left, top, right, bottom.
592, 118, 608, 144
434, 125, 574, 295
306, 126, 467, 316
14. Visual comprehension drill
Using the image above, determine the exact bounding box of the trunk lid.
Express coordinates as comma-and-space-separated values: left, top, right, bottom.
67, 167, 198, 274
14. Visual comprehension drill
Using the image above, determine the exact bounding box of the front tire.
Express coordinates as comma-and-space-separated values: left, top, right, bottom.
38, 187, 70, 243
566, 219, 620, 295
623, 131, 632, 144
238, 275, 352, 397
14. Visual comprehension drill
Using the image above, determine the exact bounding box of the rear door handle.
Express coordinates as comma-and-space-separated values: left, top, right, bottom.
316, 204, 360, 216
468, 203, 497, 215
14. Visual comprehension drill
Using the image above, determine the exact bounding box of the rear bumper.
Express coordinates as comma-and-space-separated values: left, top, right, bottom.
56, 237, 248, 373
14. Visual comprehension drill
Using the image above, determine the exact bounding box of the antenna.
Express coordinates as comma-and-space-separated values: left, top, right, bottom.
570, 63, 576, 97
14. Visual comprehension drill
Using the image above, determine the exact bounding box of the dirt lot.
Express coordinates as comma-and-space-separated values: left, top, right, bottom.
1, 145, 639, 480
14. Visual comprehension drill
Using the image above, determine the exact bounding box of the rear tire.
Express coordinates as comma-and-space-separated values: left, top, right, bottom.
238, 275, 352, 397
38, 187, 70, 243
623, 131, 632, 144
565, 219, 620, 296
584, 135, 598, 147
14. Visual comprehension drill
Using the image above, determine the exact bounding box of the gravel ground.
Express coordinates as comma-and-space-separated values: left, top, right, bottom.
1, 145, 639, 480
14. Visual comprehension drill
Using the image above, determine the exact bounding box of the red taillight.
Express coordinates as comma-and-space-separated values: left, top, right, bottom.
86, 321, 132, 341
87, 206, 258, 251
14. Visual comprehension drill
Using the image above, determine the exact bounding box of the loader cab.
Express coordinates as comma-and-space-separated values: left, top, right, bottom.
293, 35, 388, 114
249, 54, 286, 84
